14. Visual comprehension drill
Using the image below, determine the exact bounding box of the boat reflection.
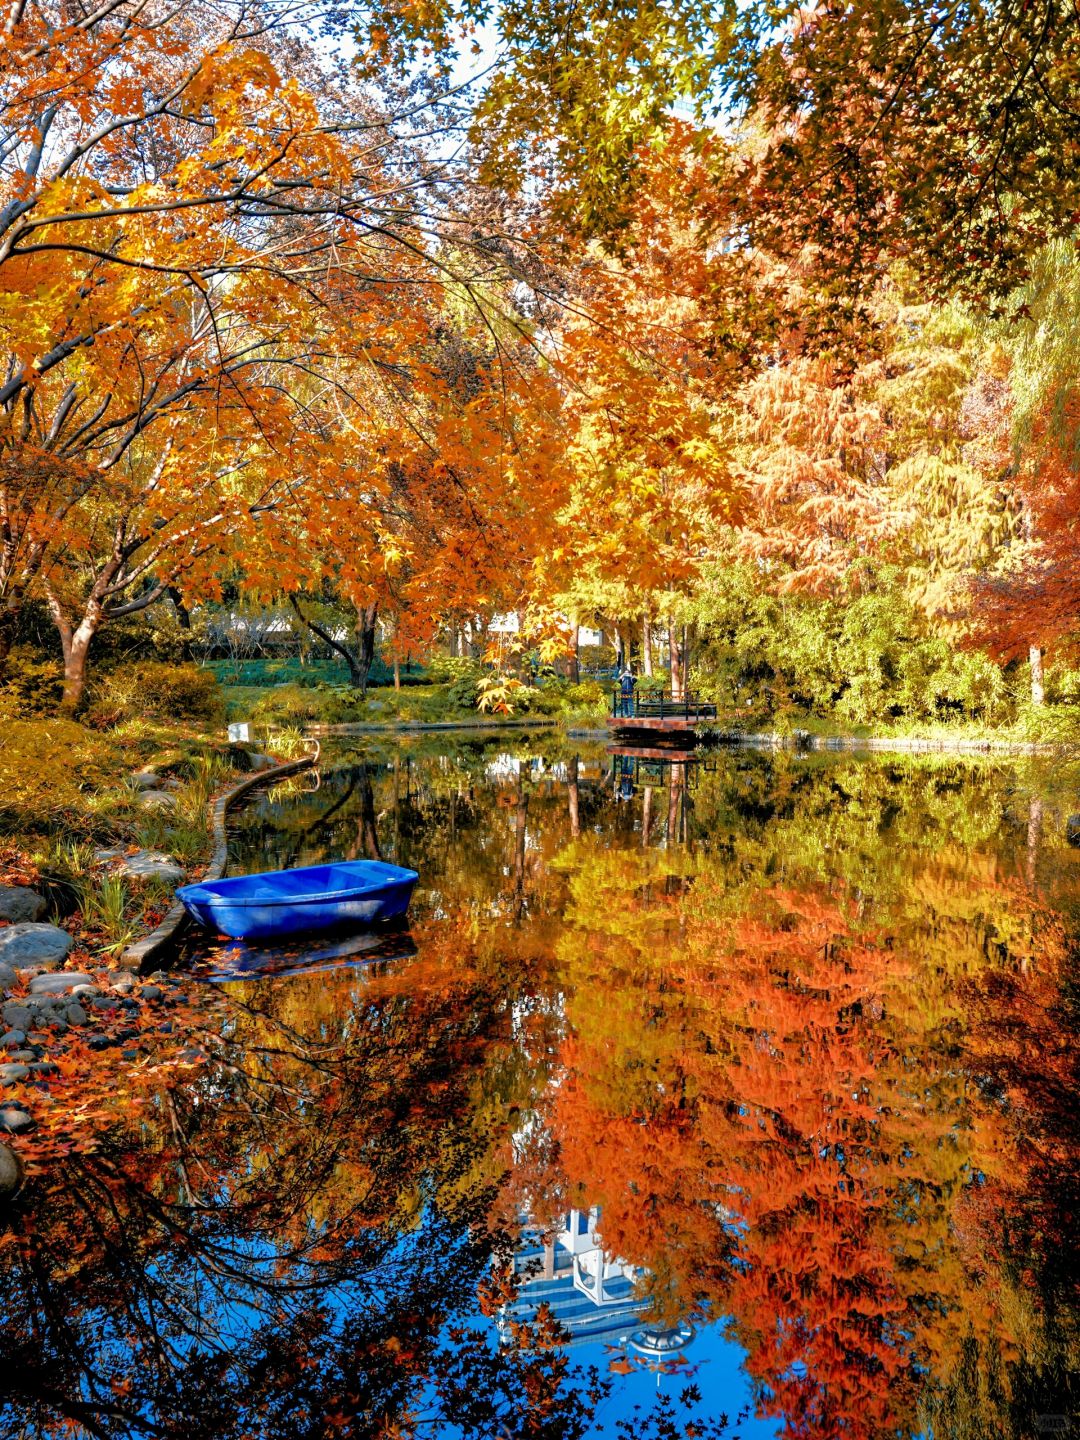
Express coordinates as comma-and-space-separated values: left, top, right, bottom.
190, 921, 419, 982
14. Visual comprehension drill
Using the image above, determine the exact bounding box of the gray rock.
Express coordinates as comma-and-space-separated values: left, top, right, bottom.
141, 985, 163, 1001
0, 1064, 29, 1085
0, 924, 73, 970
130, 769, 162, 790
0, 1104, 33, 1134
94, 848, 185, 883
1, 1004, 31, 1032
0, 1142, 23, 1199
0, 885, 46, 924
87, 1035, 111, 1051
29, 1062, 57, 1077
244, 751, 276, 771
71, 984, 100, 999
138, 790, 177, 812
111, 974, 136, 993
9, 1050, 35, 1063
28, 971, 94, 995
65, 1003, 87, 1026
0, 962, 15, 988
1, 1030, 24, 1049
91, 996, 118, 1012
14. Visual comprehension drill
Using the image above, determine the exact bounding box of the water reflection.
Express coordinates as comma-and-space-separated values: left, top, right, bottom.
1, 737, 1078, 1439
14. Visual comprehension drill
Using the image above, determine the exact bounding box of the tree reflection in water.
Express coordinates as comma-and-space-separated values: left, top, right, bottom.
0, 739, 1077, 1439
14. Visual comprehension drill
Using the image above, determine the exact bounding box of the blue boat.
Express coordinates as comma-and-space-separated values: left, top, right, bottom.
176, 860, 419, 941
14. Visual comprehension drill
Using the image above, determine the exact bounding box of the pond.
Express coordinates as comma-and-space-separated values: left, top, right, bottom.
2, 734, 1078, 1439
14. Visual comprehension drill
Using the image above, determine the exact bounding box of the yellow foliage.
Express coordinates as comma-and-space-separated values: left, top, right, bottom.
0, 719, 119, 831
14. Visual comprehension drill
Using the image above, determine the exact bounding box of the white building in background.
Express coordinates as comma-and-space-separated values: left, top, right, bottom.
487, 614, 604, 646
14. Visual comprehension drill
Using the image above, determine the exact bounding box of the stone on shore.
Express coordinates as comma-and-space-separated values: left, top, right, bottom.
0, 1143, 23, 1200
0, 1063, 28, 1085
0, 923, 73, 970
130, 769, 162, 790
1, 1004, 32, 1032
244, 751, 277, 771
138, 789, 177, 812
28, 971, 95, 996
0, 885, 46, 924
94, 848, 185, 883
0, 1104, 33, 1135
0, 963, 15, 988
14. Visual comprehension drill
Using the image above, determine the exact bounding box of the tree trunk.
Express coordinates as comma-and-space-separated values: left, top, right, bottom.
668, 622, 687, 702
513, 773, 528, 924
1027, 794, 1043, 895
45, 588, 99, 715
289, 596, 363, 687
62, 627, 95, 714
569, 617, 580, 683
1030, 645, 1045, 706
567, 756, 580, 838
0, 604, 17, 667
393, 653, 401, 691
166, 587, 193, 662
642, 613, 654, 678
355, 766, 382, 860
615, 622, 632, 673
355, 601, 378, 697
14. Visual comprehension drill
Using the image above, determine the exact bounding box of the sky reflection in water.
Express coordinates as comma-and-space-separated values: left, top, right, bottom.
2, 735, 1077, 1440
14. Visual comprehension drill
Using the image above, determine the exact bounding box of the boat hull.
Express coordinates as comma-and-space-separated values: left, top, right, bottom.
177, 861, 419, 941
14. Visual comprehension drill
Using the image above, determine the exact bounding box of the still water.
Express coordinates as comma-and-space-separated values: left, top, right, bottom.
2, 735, 1078, 1439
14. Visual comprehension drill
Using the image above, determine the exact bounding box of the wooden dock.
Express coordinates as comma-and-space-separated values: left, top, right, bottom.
608, 688, 717, 740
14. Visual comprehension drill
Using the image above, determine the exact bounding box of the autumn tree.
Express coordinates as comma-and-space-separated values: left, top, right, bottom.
549, 129, 752, 695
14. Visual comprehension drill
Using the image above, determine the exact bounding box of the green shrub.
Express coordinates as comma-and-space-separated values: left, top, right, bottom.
425, 656, 485, 708
87, 662, 223, 726
690, 560, 1023, 728
0, 720, 119, 835
207, 655, 430, 689
247, 683, 358, 725
0, 648, 64, 717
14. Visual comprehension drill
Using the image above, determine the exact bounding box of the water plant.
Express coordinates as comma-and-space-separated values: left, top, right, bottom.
78, 872, 133, 954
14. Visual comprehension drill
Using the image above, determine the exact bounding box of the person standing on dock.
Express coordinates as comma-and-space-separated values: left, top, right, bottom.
619, 666, 636, 717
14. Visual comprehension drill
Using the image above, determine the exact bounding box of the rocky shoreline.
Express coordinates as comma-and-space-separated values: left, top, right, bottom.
0, 884, 203, 1201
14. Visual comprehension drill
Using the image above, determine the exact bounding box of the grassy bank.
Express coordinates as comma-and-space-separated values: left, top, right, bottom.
218, 670, 1080, 750
718, 702, 1080, 748
0, 716, 248, 962
221, 675, 611, 729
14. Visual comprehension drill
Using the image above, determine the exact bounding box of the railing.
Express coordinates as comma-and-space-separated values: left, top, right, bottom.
611, 687, 718, 722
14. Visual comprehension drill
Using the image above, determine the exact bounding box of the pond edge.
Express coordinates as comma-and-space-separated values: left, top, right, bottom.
119, 748, 319, 973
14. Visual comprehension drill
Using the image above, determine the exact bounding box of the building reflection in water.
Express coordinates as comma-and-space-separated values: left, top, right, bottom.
499, 1207, 695, 1358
